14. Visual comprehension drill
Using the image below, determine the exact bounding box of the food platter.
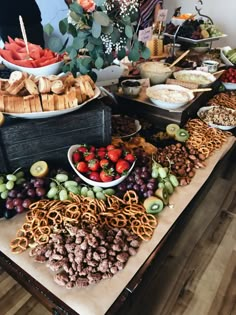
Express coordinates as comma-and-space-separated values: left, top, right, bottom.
112, 115, 142, 139
197, 106, 236, 130
3, 87, 100, 119
164, 33, 227, 44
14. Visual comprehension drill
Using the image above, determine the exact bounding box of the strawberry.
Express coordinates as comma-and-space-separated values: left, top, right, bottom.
89, 145, 96, 152
77, 145, 88, 154
84, 152, 95, 162
89, 171, 101, 182
100, 159, 110, 169
100, 169, 114, 182
88, 159, 100, 171
106, 144, 116, 151
125, 153, 135, 163
72, 151, 81, 164
115, 159, 130, 174
107, 149, 122, 163
97, 150, 107, 159
76, 161, 89, 173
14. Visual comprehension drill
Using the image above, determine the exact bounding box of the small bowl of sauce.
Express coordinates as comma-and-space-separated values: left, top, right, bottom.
121, 79, 141, 97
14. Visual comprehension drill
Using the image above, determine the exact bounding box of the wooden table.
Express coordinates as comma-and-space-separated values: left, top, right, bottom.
0, 136, 235, 315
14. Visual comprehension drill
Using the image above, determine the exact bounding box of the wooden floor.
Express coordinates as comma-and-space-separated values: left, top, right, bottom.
0, 144, 235, 315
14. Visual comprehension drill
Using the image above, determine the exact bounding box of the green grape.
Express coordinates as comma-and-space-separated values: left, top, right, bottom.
6, 174, 17, 181
6, 180, 14, 190
103, 188, 115, 196
151, 169, 159, 179
158, 167, 167, 179
0, 183, 7, 193
93, 186, 103, 193
15, 171, 24, 179
47, 187, 59, 198
168, 174, 179, 187
164, 181, 174, 195
55, 174, 69, 183
64, 180, 78, 188
59, 189, 68, 201
50, 182, 57, 188
16, 178, 26, 185
81, 186, 88, 197
158, 182, 165, 189
1, 191, 8, 199
87, 190, 95, 198
0, 177, 4, 185
96, 191, 106, 201
67, 185, 80, 194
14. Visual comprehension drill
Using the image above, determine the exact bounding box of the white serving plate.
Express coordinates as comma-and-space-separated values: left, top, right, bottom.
146, 84, 194, 110
173, 69, 216, 87
0, 56, 64, 76
197, 106, 236, 130
221, 81, 236, 90
67, 145, 136, 188
220, 46, 234, 66
3, 87, 100, 119
112, 115, 142, 139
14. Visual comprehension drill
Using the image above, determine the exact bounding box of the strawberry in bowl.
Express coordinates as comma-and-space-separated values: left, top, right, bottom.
68, 144, 136, 188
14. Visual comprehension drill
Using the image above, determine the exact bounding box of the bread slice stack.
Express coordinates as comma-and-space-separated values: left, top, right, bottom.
0, 71, 96, 114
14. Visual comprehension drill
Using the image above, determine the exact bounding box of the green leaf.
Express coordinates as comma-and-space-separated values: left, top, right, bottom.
88, 37, 102, 45
44, 23, 54, 36
117, 48, 126, 60
69, 47, 78, 60
73, 37, 85, 50
86, 42, 95, 52
141, 46, 151, 60
102, 24, 113, 35
111, 28, 120, 43
81, 56, 93, 67
93, 11, 110, 26
95, 56, 104, 69
128, 48, 140, 62
59, 18, 68, 35
92, 21, 101, 38
47, 36, 63, 53
70, 2, 83, 15
70, 11, 82, 23
95, 0, 106, 6
68, 24, 78, 37
122, 16, 131, 25
77, 31, 90, 39
125, 25, 133, 39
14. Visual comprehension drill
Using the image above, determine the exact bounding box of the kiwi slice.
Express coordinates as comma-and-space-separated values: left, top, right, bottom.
155, 187, 169, 205
30, 160, 49, 178
166, 123, 180, 137
143, 196, 164, 214
174, 128, 189, 142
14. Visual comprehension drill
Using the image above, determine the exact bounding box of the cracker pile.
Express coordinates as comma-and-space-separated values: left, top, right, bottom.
0, 71, 96, 113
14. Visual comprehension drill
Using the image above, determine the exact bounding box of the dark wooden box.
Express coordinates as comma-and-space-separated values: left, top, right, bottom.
0, 100, 111, 173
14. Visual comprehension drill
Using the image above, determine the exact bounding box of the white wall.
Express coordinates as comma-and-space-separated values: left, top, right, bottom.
164, 0, 236, 47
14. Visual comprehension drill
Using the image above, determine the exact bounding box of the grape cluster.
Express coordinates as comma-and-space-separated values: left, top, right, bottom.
0, 171, 26, 200
4, 176, 49, 219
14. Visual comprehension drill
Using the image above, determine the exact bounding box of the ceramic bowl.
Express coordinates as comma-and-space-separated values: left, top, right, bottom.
112, 115, 142, 138
202, 60, 219, 73
0, 57, 64, 76
173, 69, 216, 87
139, 62, 174, 85
220, 46, 234, 66
68, 145, 136, 188
121, 79, 142, 97
221, 82, 236, 90
146, 84, 194, 110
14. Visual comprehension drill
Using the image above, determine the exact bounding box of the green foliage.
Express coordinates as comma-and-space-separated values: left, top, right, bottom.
47, 0, 150, 75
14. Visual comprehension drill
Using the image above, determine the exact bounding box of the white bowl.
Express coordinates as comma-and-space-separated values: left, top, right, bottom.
192, 45, 210, 53
221, 82, 236, 90
0, 57, 64, 76
139, 62, 174, 85
220, 46, 234, 66
68, 145, 136, 188
146, 84, 194, 110
197, 106, 236, 130
173, 69, 216, 87
121, 79, 142, 97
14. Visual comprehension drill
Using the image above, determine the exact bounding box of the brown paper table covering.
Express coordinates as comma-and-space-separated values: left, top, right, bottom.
0, 136, 235, 315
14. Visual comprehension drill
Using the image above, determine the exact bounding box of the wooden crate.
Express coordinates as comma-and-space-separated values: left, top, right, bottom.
0, 100, 111, 173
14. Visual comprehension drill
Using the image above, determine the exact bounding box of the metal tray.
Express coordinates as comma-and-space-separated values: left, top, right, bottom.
164, 33, 227, 44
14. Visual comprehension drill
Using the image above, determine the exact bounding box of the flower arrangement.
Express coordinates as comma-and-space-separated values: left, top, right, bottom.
45, 0, 150, 77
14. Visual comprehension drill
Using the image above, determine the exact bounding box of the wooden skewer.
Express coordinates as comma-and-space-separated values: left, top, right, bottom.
19, 15, 31, 60
191, 88, 212, 93
169, 50, 190, 68
213, 69, 225, 76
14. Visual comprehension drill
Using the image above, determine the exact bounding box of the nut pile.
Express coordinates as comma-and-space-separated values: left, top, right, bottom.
30, 225, 141, 288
